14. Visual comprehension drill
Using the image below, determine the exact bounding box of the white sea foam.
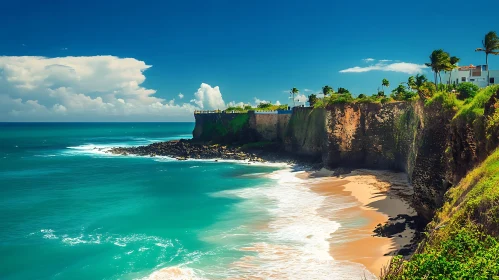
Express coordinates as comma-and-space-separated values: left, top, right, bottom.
145, 266, 205, 280
40, 229, 58, 240
200, 168, 377, 279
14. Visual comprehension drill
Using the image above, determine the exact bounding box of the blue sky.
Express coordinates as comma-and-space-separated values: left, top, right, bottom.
1, 0, 498, 121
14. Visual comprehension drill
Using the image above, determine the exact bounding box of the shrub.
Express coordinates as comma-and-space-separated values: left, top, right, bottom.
425, 91, 464, 112
457, 82, 480, 100
454, 85, 499, 121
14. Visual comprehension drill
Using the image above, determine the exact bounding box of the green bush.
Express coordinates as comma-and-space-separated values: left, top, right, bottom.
454, 85, 499, 122
384, 226, 499, 279
457, 82, 480, 100
425, 91, 464, 112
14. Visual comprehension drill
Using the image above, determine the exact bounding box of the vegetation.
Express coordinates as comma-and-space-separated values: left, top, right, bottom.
322, 85, 334, 96
382, 148, 499, 279
475, 31, 499, 86
337, 87, 350, 94
381, 78, 390, 93
224, 102, 288, 113
456, 82, 480, 100
290, 87, 299, 106
308, 94, 318, 107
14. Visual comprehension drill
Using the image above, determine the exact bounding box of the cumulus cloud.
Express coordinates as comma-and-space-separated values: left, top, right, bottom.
304, 88, 313, 92
294, 94, 307, 103
340, 61, 427, 74
178, 93, 184, 99
190, 83, 225, 110
363, 58, 376, 63
0, 56, 228, 121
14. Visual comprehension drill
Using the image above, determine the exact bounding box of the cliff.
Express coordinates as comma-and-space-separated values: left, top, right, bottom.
192, 86, 499, 223
192, 86, 499, 278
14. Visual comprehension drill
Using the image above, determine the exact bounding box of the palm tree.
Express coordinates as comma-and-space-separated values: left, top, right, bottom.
290, 87, 299, 107
322, 85, 334, 96
425, 49, 450, 85
414, 74, 428, 99
475, 31, 499, 86
447, 56, 460, 85
407, 76, 416, 90
381, 78, 390, 92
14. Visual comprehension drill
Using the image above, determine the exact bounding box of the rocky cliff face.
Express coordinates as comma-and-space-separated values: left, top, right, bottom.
283, 107, 326, 160
191, 88, 499, 222
322, 102, 421, 173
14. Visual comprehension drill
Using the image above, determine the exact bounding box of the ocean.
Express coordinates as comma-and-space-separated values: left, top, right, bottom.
0, 122, 374, 279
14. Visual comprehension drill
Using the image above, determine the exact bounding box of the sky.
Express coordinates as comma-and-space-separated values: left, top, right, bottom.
1, 0, 498, 121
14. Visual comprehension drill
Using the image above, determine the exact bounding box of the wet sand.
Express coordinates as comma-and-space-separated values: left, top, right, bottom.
305, 169, 416, 277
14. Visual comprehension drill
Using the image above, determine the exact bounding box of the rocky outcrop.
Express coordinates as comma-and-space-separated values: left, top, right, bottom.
109, 139, 264, 161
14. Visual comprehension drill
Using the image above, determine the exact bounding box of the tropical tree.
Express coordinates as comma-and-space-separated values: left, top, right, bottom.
308, 94, 318, 107
413, 74, 430, 100
425, 49, 451, 85
382, 78, 390, 91
475, 31, 499, 86
289, 87, 299, 106
322, 85, 334, 96
447, 56, 460, 85
407, 76, 416, 90
337, 87, 350, 94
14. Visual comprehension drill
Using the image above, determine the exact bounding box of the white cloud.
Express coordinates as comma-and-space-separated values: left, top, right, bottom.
294, 94, 307, 103
275, 100, 281, 105
363, 58, 375, 63
0, 55, 222, 121
190, 83, 225, 110
304, 88, 313, 92
340, 61, 427, 74
379, 59, 392, 62
178, 93, 184, 99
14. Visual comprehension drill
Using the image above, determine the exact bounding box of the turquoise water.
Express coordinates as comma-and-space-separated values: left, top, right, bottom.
0, 123, 373, 279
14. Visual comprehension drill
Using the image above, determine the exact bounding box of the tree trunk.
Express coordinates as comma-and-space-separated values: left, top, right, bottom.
486, 53, 489, 86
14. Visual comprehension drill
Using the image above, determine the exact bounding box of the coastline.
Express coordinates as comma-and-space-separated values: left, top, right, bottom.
109, 140, 418, 278
303, 169, 417, 277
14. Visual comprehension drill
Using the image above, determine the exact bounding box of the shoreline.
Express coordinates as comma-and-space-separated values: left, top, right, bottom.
303, 169, 417, 277
109, 139, 419, 278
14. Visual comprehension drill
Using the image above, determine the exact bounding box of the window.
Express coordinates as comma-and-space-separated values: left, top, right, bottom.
470, 78, 475, 81
461, 77, 466, 82
491, 77, 495, 84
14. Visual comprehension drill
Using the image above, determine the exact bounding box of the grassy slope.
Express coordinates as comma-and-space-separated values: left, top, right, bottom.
383, 85, 499, 279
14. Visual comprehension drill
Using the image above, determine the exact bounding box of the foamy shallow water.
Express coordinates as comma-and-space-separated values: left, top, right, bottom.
146, 168, 376, 280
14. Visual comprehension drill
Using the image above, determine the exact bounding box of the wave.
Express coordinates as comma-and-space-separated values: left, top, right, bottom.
203, 168, 377, 279
29, 229, 176, 249
144, 266, 205, 280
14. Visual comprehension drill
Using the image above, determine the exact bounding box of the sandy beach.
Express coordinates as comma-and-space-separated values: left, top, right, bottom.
303, 169, 417, 277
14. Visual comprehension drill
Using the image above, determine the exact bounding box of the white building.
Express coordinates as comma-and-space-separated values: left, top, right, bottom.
441, 64, 498, 88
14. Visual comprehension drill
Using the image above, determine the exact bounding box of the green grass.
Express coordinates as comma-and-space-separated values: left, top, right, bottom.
454, 85, 499, 122
425, 91, 464, 113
